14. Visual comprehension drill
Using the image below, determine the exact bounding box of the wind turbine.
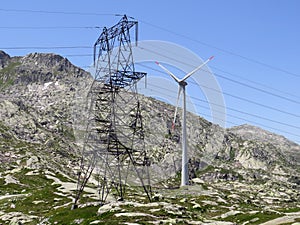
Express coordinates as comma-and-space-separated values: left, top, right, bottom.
155, 56, 214, 186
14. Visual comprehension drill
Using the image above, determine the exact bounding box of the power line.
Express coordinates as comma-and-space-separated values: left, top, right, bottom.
212, 71, 300, 104
44, 50, 300, 119
0, 8, 117, 16
1, 7, 298, 78
190, 78, 300, 118
139, 69, 300, 142
0, 46, 91, 50
64, 45, 299, 102
64, 50, 300, 102
133, 46, 300, 116
142, 83, 300, 141
138, 63, 300, 130
202, 83, 300, 118
1, 8, 298, 97
62, 50, 300, 119
138, 18, 300, 79
211, 66, 300, 100
144, 84, 300, 141
137, 45, 300, 104
0, 26, 103, 30
64, 54, 93, 57
190, 92, 300, 131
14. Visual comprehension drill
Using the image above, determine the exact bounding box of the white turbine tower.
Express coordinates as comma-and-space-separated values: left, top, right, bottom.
155, 56, 214, 186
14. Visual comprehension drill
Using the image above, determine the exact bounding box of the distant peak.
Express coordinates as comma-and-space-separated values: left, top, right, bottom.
19, 52, 84, 75
22, 52, 70, 67
228, 123, 298, 146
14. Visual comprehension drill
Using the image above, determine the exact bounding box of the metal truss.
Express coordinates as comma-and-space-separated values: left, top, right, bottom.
73, 15, 151, 209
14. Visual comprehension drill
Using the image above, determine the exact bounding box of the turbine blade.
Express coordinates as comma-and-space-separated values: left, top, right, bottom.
155, 61, 180, 83
180, 56, 214, 82
172, 85, 182, 130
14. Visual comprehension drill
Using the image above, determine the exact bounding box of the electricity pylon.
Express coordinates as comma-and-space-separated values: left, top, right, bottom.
73, 15, 151, 209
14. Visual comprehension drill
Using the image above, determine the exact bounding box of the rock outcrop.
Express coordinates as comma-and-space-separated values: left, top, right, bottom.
0, 51, 10, 69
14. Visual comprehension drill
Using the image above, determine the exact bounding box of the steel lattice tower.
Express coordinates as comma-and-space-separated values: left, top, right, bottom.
73, 15, 151, 209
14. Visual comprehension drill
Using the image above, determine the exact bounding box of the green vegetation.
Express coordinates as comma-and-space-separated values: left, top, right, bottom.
58, 124, 75, 141
0, 62, 20, 75
223, 211, 282, 225
48, 206, 100, 225
0, 168, 74, 224
0, 156, 299, 224
0, 78, 14, 89
229, 147, 235, 160
197, 165, 215, 175
0, 62, 21, 89
278, 207, 300, 213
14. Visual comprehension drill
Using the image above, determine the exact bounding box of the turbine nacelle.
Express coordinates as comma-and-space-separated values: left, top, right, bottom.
155, 56, 213, 84
155, 56, 214, 130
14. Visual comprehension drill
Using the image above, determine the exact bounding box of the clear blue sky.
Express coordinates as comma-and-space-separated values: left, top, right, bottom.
0, 0, 299, 143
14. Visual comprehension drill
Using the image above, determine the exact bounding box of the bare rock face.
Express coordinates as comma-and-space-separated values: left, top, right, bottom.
21, 52, 70, 69
0, 52, 86, 86
20, 52, 86, 76
0, 51, 92, 178
229, 124, 300, 166
229, 124, 296, 147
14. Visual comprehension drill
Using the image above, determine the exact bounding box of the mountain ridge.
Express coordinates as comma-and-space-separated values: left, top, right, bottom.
228, 124, 298, 145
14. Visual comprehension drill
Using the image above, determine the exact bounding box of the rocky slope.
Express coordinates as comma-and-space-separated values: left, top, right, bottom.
229, 124, 300, 166
0, 51, 299, 224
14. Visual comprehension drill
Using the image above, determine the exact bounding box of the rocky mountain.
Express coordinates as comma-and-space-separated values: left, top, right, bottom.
229, 124, 300, 166
0, 51, 299, 224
